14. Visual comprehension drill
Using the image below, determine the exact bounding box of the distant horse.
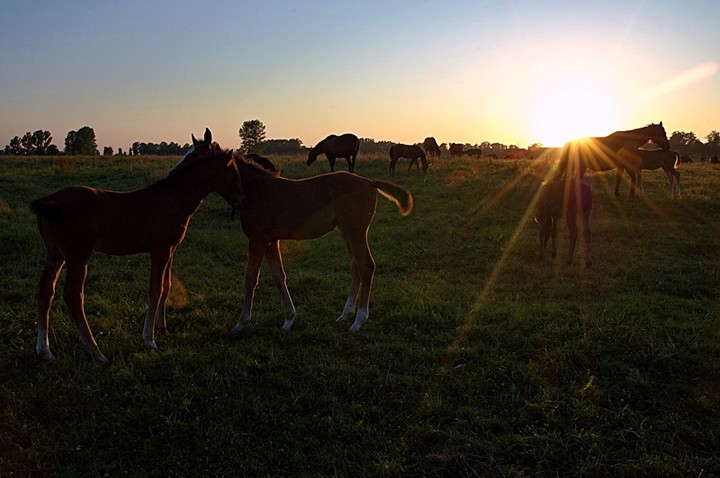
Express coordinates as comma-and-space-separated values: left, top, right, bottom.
616, 149, 681, 195
710, 155, 719, 164
389, 144, 428, 174
536, 178, 593, 267
552, 123, 670, 196
448, 143, 464, 157
423, 137, 441, 159
187, 137, 414, 333
31, 131, 245, 363
464, 148, 483, 158
307, 133, 360, 173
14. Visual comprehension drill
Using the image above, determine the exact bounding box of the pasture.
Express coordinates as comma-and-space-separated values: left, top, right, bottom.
1, 152, 719, 476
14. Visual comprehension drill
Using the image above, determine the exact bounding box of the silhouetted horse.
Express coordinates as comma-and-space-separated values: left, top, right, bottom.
536, 178, 593, 267
307, 133, 360, 172
389, 144, 428, 174
552, 123, 670, 196
190, 135, 414, 333
464, 148, 483, 158
31, 131, 245, 363
616, 149, 681, 195
448, 143, 464, 157
423, 137, 441, 159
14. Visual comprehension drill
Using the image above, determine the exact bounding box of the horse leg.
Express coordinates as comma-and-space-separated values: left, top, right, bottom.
337, 257, 361, 324
674, 170, 681, 195
628, 170, 636, 197
329, 156, 336, 172
234, 243, 266, 332
346, 155, 354, 173
614, 168, 623, 196
142, 248, 173, 352
582, 210, 592, 268
154, 252, 174, 335
389, 158, 397, 174
36, 246, 65, 360
344, 234, 375, 333
638, 170, 644, 194
407, 158, 416, 172
549, 217, 558, 259
566, 214, 579, 265
265, 240, 296, 332
63, 256, 109, 364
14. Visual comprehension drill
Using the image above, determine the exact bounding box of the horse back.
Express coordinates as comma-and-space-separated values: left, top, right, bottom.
320, 133, 359, 157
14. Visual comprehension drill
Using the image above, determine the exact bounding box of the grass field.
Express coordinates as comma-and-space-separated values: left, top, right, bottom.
1, 152, 719, 476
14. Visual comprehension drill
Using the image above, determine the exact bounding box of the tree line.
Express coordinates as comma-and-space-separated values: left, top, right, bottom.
5, 121, 720, 159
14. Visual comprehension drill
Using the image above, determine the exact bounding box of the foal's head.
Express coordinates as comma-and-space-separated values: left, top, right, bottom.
169, 128, 223, 175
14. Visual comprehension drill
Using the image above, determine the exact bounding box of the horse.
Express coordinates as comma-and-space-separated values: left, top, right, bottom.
616, 149, 681, 195
448, 143, 464, 157
536, 178, 593, 267
552, 123, 670, 196
389, 144, 428, 174
30, 131, 245, 364
422, 137, 441, 159
185, 136, 413, 334
307, 133, 360, 173
464, 148, 483, 158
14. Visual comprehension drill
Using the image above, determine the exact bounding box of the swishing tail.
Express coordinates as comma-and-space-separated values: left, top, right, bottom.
674, 151, 681, 169
370, 180, 413, 216
30, 198, 65, 219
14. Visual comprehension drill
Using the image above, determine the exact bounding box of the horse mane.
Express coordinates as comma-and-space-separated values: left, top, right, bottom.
151, 149, 233, 189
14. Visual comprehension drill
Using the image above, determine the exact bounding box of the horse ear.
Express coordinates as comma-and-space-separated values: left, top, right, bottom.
659, 121, 663, 127
192, 134, 199, 145
204, 128, 212, 144
225, 150, 234, 166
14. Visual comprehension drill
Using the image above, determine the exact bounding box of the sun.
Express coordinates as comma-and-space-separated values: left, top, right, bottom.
531, 74, 619, 147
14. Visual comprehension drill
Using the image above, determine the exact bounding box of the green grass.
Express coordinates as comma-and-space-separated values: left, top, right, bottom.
1, 153, 719, 476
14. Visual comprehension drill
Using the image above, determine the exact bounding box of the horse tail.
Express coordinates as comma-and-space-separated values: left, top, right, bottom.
30, 197, 65, 219
674, 151, 681, 169
371, 180, 413, 216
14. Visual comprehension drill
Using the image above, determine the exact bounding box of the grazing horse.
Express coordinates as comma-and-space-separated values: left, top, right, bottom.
552, 123, 670, 196
422, 137, 441, 159
616, 149, 681, 195
307, 133, 360, 173
389, 144, 428, 174
198, 146, 412, 333
31, 133, 245, 363
464, 148, 483, 158
448, 143, 464, 157
536, 178, 593, 267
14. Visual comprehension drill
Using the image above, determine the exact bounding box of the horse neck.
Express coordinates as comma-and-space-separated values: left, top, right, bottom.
156, 160, 226, 213
608, 128, 655, 151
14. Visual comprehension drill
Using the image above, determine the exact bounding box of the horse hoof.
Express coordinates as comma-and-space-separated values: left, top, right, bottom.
95, 354, 110, 365
282, 320, 293, 332
232, 322, 245, 333
348, 323, 362, 333
336, 314, 349, 322
145, 340, 159, 352
37, 348, 55, 361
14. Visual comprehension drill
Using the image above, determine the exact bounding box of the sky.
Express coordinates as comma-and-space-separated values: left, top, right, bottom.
1, 0, 719, 151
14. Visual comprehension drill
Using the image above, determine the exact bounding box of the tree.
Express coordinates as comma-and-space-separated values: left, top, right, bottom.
65, 126, 98, 155
256, 138, 305, 155
3, 130, 55, 154
669, 130, 704, 158
705, 131, 720, 157
239, 119, 266, 153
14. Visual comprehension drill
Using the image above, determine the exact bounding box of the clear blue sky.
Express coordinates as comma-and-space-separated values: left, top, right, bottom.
2, 0, 719, 150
